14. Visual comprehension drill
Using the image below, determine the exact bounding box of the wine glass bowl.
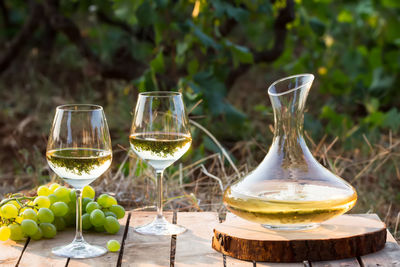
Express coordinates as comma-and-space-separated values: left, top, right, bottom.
130, 91, 191, 235
46, 104, 112, 258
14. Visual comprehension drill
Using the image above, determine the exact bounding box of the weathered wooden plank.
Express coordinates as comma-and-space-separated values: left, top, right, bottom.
0, 239, 26, 267
120, 211, 173, 267
311, 258, 360, 267
68, 213, 130, 267
17, 230, 69, 267
225, 256, 253, 266
360, 214, 400, 266
174, 212, 222, 267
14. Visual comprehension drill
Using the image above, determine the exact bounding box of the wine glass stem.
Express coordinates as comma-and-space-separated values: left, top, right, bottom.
156, 170, 164, 218
74, 189, 84, 243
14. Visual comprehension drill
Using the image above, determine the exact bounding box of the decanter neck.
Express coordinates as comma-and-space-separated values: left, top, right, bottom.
270, 89, 307, 138
267, 74, 314, 157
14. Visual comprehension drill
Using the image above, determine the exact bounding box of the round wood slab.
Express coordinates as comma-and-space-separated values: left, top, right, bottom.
212, 214, 387, 262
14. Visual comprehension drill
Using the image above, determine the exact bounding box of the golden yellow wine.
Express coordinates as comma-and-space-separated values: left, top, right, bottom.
224, 183, 357, 226
46, 148, 112, 188
129, 132, 191, 170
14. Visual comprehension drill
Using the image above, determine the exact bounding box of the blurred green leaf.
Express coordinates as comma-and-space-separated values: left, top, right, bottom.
309, 17, 325, 36
212, 1, 249, 22
187, 60, 199, 76
224, 40, 254, 66
382, 0, 400, 8
136, 1, 155, 27
383, 108, 400, 132
188, 21, 221, 50
365, 98, 380, 114
337, 10, 353, 23
370, 67, 395, 92
150, 50, 165, 74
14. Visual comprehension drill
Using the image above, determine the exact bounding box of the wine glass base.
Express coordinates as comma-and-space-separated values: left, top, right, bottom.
52, 240, 107, 258
135, 216, 186, 235
262, 223, 319, 231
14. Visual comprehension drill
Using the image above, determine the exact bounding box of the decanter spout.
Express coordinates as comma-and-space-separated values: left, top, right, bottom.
268, 74, 314, 137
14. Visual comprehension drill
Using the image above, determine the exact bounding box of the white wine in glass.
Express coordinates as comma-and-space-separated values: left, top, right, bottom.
130, 92, 192, 235
46, 104, 112, 258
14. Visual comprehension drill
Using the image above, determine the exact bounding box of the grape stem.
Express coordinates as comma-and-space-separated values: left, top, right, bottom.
0, 196, 36, 207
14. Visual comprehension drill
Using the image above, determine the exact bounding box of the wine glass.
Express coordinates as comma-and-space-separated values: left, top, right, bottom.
130, 91, 192, 235
46, 104, 112, 258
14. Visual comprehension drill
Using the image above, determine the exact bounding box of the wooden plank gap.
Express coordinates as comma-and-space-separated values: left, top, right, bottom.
356, 256, 364, 267
218, 211, 226, 223
304, 261, 311, 267
223, 254, 226, 267
15, 237, 30, 267
116, 211, 132, 267
170, 211, 177, 267
64, 257, 70, 267
252, 260, 256, 267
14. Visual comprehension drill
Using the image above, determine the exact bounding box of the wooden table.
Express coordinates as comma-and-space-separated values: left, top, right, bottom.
1, 212, 400, 267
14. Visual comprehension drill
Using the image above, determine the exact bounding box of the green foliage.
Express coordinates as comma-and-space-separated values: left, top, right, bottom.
2, 0, 399, 149
277, 0, 400, 146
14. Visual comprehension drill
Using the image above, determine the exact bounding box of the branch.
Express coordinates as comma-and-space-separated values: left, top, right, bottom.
0, 0, 42, 74
226, 0, 295, 88
43, 0, 146, 80
96, 10, 154, 44
96, 10, 135, 36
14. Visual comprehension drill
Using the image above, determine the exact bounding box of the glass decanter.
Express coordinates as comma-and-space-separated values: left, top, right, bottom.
223, 74, 357, 230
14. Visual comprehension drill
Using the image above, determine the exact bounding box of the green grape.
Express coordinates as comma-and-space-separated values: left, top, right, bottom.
48, 194, 58, 205
9, 224, 24, 241
21, 219, 39, 236
82, 197, 93, 213
39, 223, 57, 238
82, 213, 92, 230
54, 187, 71, 203
49, 183, 61, 193
69, 189, 76, 203
68, 201, 76, 214
22, 209, 38, 222
33, 196, 51, 209
15, 216, 23, 224
86, 202, 100, 214
9, 200, 21, 209
53, 217, 66, 231
110, 205, 125, 219
63, 211, 76, 226
31, 227, 43, 240
37, 185, 51, 196
90, 209, 105, 227
104, 211, 117, 218
0, 226, 11, 241
50, 202, 69, 217
1, 204, 18, 219
38, 208, 55, 223
19, 207, 28, 213
96, 194, 108, 207
104, 216, 120, 234
97, 194, 117, 208
94, 225, 105, 232
82, 185, 95, 199
107, 240, 120, 252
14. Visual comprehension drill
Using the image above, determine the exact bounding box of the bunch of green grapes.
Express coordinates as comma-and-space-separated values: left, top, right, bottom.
0, 183, 125, 244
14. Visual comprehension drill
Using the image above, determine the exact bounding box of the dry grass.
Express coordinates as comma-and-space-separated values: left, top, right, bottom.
1, 72, 399, 239
73, 122, 400, 238
0, 97, 399, 238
